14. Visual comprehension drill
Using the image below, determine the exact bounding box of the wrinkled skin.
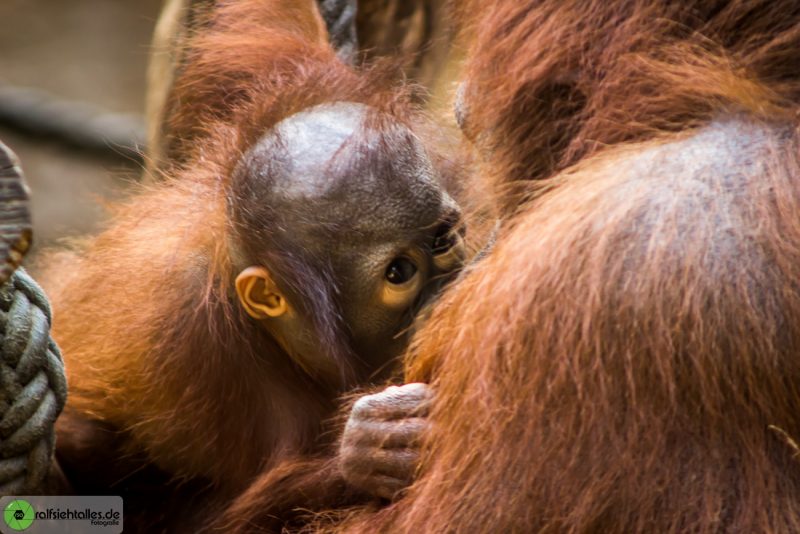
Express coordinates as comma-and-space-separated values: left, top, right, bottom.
340, 383, 433, 499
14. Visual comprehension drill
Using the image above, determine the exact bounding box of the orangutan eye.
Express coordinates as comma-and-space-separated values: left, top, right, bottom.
432, 221, 458, 254
385, 258, 418, 285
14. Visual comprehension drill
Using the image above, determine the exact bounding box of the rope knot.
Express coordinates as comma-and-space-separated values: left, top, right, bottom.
0, 269, 67, 494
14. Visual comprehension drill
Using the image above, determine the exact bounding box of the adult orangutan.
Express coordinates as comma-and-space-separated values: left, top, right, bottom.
216, 1, 800, 532
39, 0, 468, 531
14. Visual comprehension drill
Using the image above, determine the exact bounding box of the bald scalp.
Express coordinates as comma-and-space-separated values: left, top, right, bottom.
230, 102, 447, 251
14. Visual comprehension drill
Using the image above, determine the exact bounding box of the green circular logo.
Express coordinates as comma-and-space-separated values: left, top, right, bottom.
3, 500, 34, 531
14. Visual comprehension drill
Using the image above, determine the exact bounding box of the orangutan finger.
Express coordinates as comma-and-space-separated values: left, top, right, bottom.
342, 417, 428, 449
350, 383, 432, 421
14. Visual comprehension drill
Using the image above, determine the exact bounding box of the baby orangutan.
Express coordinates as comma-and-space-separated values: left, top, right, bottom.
44, 37, 464, 534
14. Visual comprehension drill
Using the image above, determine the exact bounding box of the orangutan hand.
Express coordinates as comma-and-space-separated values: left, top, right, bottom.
339, 383, 432, 500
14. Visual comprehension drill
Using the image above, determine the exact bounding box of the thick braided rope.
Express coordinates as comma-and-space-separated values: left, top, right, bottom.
0, 268, 67, 494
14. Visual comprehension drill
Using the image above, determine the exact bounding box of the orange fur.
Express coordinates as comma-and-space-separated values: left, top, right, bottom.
454, 0, 800, 213
41, 0, 439, 531
290, 1, 800, 532
160, 0, 414, 170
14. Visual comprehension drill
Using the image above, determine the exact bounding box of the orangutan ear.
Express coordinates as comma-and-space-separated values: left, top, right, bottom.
235, 266, 289, 319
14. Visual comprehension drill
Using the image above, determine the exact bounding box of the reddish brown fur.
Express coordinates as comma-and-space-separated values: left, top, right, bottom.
145, 0, 461, 174
46, 1, 800, 532
456, 0, 800, 211
40, 0, 444, 530
287, 1, 800, 533
160, 0, 414, 170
